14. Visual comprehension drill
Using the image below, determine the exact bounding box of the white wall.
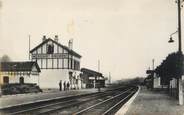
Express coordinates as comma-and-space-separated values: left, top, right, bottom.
1, 73, 39, 85
153, 74, 160, 88
24, 75, 39, 84
39, 69, 69, 89
39, 69, 82, 89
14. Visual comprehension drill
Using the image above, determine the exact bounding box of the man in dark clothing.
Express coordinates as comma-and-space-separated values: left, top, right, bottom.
59, 80, 62, 91
67, 82, 70, 90
63, 81, 66, 91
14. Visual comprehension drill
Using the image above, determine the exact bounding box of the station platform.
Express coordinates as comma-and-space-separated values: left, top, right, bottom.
0, 88, 99, 109
125, 86, 184, 115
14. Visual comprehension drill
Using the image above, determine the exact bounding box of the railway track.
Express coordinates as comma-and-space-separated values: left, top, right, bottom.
74, 87, 137, 115
0, 86, 138, 115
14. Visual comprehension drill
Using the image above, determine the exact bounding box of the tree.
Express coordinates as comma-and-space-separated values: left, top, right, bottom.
0, 54, 11, 62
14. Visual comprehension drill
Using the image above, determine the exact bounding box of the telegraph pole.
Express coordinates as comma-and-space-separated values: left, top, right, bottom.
152, 59, 155, 70
29, 35, 31, 60
98, 60, 100, 72
152, 59, 155, 89
109, 72, 111, 84
177, 0, 183, 105
177, 0, 182, 53
94, 60, 100, 88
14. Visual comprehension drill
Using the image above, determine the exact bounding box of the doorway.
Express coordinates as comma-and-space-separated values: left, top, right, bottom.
19, 77, 24, 84
3, 76, 9, 84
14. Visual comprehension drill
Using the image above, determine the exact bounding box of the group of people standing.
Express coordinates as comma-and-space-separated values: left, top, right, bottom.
59, 80, 70, 91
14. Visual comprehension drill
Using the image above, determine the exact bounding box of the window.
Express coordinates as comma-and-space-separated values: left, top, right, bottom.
42, 59, 46, 69
69, 59, 72, 69
53, 59, 58, 68
74, 60, 80, 70
64, 59, 68, 68
59, 59, 63, 68
37, 60, 41, 68
47, 59, 52, 68
47, 44, 54, 54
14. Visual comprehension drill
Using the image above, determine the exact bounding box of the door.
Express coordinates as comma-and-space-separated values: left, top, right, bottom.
3, 76, 9, 84
19, 77, 24, 84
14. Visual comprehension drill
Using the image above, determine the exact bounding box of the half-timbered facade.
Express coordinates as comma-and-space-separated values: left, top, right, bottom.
30, 36, 82, 89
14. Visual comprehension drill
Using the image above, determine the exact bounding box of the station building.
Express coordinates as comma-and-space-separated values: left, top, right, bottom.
30, 35, 82, 89
0, 61, 40, 85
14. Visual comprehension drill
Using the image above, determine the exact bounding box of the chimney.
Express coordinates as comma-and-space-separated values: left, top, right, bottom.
42, 35, 47, 42
68, 39, 73, 50
54, 35, 59, 42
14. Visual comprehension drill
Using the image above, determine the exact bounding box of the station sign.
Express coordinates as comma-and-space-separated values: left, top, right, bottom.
89, 77, 95, 80
32, 53, 68, 59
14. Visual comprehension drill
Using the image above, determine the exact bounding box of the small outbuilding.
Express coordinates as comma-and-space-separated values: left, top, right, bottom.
0, 61, 41, 85
80, 68, 105, 88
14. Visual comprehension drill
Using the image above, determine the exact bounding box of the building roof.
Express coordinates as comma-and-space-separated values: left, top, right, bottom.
0, 61, 41, 72
30, 38, 81, 58
81, 68, 103, 77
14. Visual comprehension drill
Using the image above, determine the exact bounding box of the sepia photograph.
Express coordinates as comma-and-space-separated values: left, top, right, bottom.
0, 0, 184, 115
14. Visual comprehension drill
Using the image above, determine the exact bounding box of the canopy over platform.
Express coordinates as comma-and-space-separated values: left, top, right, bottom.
81, 68, 102, 77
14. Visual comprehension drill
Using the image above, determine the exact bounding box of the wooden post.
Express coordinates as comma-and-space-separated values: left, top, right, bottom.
178, 77, 183, 105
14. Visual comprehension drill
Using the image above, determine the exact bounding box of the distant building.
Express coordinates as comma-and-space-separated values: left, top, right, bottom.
0, 61, 40, 85
146, 69, 161, 89
81, 68, 105, 88
30, 35, 82, 89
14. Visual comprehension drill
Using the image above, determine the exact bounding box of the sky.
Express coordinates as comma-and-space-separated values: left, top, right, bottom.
0, 0, 184, 81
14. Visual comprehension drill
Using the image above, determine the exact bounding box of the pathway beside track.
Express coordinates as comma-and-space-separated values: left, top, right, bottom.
0, 88, 99, 109
125, 86, 184, 115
